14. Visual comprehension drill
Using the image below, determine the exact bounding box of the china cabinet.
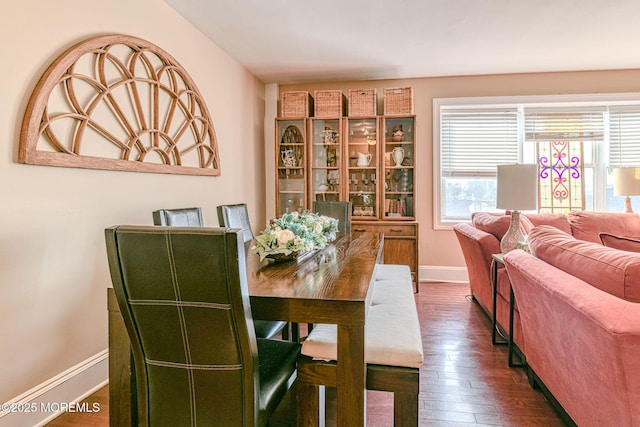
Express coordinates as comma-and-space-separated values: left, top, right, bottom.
309, 117, 343, 204
275, 118, 307, 216
345, 116, 379, 219
274, 111, 418, 289
351, 114, 418, 288
382, 116, 415, 219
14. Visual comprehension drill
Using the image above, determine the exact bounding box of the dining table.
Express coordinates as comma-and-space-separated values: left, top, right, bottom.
107, 230, 384, 427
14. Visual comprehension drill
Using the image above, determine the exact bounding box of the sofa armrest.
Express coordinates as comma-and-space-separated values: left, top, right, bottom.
453, 222, 501, 313
505, 250, 640, 427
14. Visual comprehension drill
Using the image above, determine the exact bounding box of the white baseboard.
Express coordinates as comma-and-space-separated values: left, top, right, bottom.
418, 265, 469, 284
0, 349, 108, 427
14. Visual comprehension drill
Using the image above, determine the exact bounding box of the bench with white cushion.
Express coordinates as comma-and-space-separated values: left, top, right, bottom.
299, 264, 422, 426
373, 263, 414, 284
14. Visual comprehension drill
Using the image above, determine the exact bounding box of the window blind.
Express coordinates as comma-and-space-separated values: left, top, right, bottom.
524, 109, 604, 142
440, 109, 518, 177
609, 107, 640, 167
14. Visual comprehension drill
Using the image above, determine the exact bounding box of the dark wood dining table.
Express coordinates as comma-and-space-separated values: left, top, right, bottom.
108, 231, 383, 427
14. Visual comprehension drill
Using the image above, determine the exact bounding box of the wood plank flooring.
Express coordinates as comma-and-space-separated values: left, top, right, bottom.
47, 282, 568, 426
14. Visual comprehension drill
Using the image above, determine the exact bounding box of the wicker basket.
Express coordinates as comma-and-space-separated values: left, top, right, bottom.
348, 89, 377, 117
383, 87, 414, 115
281, 91, 313, 117
314, 90, 346, 117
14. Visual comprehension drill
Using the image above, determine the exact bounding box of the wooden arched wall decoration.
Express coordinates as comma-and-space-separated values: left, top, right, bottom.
19, 34, 221, 176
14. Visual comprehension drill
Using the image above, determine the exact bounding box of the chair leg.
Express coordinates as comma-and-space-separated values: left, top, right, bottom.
281, 322, 292, 341
291, 322, 300, 342
394, 392, 418, 427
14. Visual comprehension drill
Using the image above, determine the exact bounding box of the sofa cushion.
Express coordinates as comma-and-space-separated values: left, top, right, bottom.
528, 225, 640, 302
599, 233, 640, 253
472, 212, 511, 240
522, 213, 571, 235
568, 211, 640, 243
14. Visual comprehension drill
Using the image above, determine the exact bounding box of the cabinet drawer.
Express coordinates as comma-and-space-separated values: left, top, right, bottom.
352, 223, 416, 237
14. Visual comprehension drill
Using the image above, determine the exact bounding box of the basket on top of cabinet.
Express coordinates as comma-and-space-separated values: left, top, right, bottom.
348, 89, 377, 117
281, 91, 313, 117
314, 90, 346, 117
383, 87, 413, 115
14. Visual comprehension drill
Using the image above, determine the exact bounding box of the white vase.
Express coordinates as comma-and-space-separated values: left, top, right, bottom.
392, 147, 405, 166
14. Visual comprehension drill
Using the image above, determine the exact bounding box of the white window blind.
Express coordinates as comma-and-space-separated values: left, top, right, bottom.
440, 109, 518, 177
524, 109, 604, 142
609, 107, 640, 167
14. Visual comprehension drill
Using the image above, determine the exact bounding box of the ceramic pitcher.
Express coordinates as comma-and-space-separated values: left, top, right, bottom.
281, 149, 296, 167
357, 152, 373, 166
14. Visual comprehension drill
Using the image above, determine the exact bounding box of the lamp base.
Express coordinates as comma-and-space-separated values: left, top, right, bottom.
501, 210, 525, 254
623, 196, 634, 213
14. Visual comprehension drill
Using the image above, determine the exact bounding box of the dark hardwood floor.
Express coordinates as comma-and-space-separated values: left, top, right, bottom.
47, 282, 568, 426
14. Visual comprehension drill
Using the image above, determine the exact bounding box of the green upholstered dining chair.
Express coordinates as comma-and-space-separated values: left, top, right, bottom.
216, 203, 293, 341
313, 201, 352, 233
153, 206, 289, 341
105, 225, 300, 427
152, 207, 204, 227
216, 203, 255, 244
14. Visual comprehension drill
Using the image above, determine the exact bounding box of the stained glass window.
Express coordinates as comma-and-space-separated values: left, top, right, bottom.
537, 141, 585, 213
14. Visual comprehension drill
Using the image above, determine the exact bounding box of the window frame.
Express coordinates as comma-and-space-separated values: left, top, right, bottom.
433, 92, 640, 230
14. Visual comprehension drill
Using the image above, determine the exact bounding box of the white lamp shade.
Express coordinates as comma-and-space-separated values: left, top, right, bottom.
496, 164, 539, 211
613, 167, 640, 196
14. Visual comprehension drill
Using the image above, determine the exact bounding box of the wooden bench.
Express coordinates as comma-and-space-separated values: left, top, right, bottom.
298, 264, 423, 426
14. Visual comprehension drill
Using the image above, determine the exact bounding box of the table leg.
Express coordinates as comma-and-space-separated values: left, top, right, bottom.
337, 324, 366, 427
297, 382, 320, 427
508, 285, 525, 368
491, 259, 507, 346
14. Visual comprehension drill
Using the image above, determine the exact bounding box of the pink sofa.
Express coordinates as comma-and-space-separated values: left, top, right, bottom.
504, 225, 640, 427
454, 211, 640, 353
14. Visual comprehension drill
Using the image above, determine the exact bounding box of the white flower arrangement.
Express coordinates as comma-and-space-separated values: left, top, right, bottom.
251, 211, 339, 262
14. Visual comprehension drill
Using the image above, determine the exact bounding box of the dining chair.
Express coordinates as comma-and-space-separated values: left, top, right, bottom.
313, 200, 352, 233
153, 207, 288, 340
151, 207, 204, 227
216, 203, 254, 243
105, 225, 300, 427
216, 203, 293, 341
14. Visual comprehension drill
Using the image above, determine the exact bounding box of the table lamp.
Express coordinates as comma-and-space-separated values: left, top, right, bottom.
496, 164, 539, 254
613, 167, 640, 213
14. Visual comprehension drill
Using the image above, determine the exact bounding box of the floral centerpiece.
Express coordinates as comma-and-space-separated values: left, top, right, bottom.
251, 211, 339, 262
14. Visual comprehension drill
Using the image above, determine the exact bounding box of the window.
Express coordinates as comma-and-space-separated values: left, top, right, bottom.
440, 109, 518, 219
434, 93, 640, 228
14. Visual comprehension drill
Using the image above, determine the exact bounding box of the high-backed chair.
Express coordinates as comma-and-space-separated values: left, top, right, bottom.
152, 207, 287, 340
105, 225, 300, 427
216, 203, 254, 243
313, 201, 352, 233
152, 207, 204, 227
217, 203, 291, 340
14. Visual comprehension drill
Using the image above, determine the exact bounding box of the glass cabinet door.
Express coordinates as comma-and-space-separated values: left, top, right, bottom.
346, 117, 379, 220
382, 116, 415, 219
309, 118, 343, 206
276, 118, 307, 216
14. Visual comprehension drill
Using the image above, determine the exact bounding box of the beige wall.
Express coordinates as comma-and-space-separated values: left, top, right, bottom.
281, 70, 640, 270
1, 0, 266, 401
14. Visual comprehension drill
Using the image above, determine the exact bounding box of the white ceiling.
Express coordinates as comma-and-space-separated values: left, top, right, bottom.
164, 0, 640, 85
